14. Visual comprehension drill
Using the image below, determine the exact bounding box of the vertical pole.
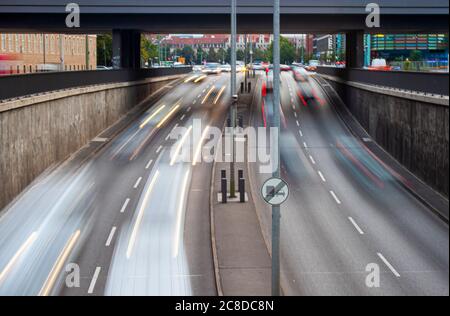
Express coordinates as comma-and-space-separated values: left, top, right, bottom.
272, 0, 281, 297
43, 33, 46, 68
59, 35, 65, 71
230, 0, 237, 198
85, 35, 89, 70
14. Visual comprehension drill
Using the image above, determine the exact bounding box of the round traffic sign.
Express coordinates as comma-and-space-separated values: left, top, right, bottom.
261, 178, 289, 206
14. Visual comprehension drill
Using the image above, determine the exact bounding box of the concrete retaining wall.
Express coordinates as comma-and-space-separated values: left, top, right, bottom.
321, 76, 449, 197
0, 75, 181, 210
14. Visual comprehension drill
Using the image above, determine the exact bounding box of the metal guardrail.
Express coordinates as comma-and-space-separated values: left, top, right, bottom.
316, 67, 449, 96
0, 67, 192, 102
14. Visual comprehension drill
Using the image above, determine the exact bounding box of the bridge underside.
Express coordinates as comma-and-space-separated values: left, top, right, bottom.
1, 13, 449, 34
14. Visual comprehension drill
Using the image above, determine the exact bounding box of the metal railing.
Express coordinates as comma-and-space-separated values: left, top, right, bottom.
0, 67, 192, 102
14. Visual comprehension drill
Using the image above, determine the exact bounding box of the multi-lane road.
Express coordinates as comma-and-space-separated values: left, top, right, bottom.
0, 69, 448, 296
0, 72, 233, 296
249, 71, 449, 296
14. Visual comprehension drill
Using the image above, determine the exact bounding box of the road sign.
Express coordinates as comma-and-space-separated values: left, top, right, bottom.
261, 178, 289, 206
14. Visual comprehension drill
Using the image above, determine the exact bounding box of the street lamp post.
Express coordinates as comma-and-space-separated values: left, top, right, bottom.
272, 0, 281, 297
230, 0, 238, 198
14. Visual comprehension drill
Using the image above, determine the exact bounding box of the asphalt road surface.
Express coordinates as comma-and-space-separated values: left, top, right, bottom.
0, 72, 234, 296
249, 71, 449, 296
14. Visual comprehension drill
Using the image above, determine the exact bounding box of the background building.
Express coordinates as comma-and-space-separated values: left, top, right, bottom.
368, 33, 448, 62
0, 33, 97, 74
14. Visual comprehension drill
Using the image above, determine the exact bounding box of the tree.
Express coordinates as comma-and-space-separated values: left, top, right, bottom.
97, 34, 112, 67
141, 36, 158, 66
181, 46, 195, 64
208, 47, 218, 62
252, 48, 267, 62
267, 36, 296, 64
217, 48, 227, 63
195, 47, 208, 65
409, 50, 422, 62
236, 49, 245, 61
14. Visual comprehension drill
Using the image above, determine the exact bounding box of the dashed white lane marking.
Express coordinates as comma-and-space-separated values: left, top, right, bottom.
294, 112, 297, 118
187, 107, 192, 112
120, 198, 130, 213
105, 227, 117, 247
88, 267, 102, 294
348, 217, 364, 235
171, 123, 179, 132
309, 155, 316, 165
192, 100, 196, 105
296, 120, 300, 127
318, 171, 326, 182
156, 145, 163, 154
303, 142, 308, 149
165, 134, 171, 141
299, 130, 303, 137
180, 114, 186, 121
134, 177, 143, 189
377, 253, 401, 278
330, 190, 342, 204
145, 159, 154, 170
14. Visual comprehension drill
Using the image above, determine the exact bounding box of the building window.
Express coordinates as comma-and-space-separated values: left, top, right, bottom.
1, 34, 5, 52
28, 35, 32, 53
8, 34, 13, 52
15, 34, 19, 52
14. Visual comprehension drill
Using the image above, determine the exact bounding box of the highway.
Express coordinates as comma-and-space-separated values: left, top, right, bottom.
0, 72, 234, 296
0, 69, 448, 296
249, 71, 449, 296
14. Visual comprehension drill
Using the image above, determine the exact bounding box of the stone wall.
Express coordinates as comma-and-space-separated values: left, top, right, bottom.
0, 76, 180, 210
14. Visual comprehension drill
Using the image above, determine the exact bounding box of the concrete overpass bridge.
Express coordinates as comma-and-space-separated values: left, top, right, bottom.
0, 0, 449, 34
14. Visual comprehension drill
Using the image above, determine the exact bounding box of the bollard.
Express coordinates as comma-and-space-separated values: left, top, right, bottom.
221, 177, 227, 203
241, 82, 245, 94
238, 169, 244, 180
238, 116, 243, 128
248, 82, 252, 93
239, 178, 245, 203
221, 169, 227, 179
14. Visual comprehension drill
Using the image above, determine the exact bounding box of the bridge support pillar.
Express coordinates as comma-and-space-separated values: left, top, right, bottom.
346, 31, 365, 69
112, 30, 141, 69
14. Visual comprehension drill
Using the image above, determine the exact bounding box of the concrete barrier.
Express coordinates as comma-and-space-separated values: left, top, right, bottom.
317, 72, 449, 197
0, 74, 185, 211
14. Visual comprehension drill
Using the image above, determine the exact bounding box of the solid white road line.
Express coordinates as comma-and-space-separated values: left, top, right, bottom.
133, 177, 142, 189
330, 190, 342, 205
309, 155, 316, 165
318, 171, 326, 182
173, 170, 191, 258
145, 159, 153, 170
377, 253, 401, 278
120, 198, 130, 213
105, 227, 117, 247
39, 230, 81, 296
0, 232, 38, 283
88, 267, 102, 294
127, 171, 160, 259
348, 217, 364, 235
